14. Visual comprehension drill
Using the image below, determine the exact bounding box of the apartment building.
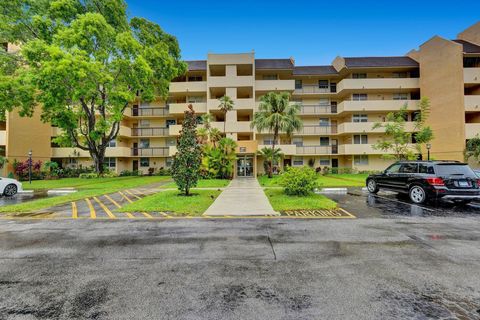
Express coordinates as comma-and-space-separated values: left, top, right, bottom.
2, 22, 480, 177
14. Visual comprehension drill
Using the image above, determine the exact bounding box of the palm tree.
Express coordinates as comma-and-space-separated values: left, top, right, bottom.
218, 95, 234, 134
209, 128, 223, 148
251, 92, 302, 178
258, 147, 283, 176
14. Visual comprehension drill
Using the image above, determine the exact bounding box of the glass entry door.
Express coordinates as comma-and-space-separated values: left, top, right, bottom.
237, 155, 254, 177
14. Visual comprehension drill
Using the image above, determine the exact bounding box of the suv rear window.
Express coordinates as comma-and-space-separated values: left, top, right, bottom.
434, 164, 477, 178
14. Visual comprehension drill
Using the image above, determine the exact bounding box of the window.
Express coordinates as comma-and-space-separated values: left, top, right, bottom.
419, 164, 435, 174
319, 158, 330, 166
353, 135, 368, 144
107, 139, 116, 147
393, 93, 409, 100
262, 74, 278, 80
330, 101, 338, 113
293, 157, 304, 166
292, 137, 303, 147
188, 75, 202, 82
392, 72, 408, 78
139, 120, 150, 127
320, 137, 330, 146
352, 94, 368, 101
318, 80, 329, 89
166, 119, 176, 128
139, 139, 150, 148
354, 155, 369, 165
330, 82, 337, 93
140, 157, 150, 167
352, 73, 367, 79
319, 118, 330, 126
104, 157, 116, 169
352, 114, 368, 123
263, 137, 274, 145
386, 163, 401, 173
166, 157, 174, 167
399, 163, 418, 173
295, 80, 303, 89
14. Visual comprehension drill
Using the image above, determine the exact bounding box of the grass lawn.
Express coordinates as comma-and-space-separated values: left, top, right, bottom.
117, 189, 222, 216
258, 173, 369, 188
0, 176, 171, 214
264, 188, 337, 211
160, 179, 231, 189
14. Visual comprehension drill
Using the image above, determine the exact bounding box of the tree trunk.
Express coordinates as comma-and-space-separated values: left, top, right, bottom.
91, 150, 106, 174
270, 128, 279, 179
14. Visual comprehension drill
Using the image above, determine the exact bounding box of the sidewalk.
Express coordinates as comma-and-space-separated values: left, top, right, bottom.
203, 178, 278, 216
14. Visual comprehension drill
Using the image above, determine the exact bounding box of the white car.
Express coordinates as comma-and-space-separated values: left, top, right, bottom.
0, 177, 23, 197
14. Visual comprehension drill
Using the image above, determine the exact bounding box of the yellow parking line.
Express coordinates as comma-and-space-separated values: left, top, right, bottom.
125, 190, 142, 200
339, 208, 356, 218
71, 202, 78, 219
104, 194, 135, 219
85, 198, 96, 219
93, 197, 117, 219
141, 212, 153, 218
118, 191, 133, 203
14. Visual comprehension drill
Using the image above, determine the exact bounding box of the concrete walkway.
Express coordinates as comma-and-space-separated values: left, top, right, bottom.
203, 178, 279, 216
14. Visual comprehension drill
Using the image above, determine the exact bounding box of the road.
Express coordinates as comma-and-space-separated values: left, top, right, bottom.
0, 192, 479, 319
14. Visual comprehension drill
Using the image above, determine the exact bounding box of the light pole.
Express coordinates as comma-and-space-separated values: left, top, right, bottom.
426, 143, 431, 161
28, 150, 32, 184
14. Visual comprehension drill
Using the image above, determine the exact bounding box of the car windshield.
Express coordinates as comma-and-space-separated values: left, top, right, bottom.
434, 164, 477, 178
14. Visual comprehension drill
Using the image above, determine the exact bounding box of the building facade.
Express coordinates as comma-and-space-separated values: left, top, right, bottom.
1, 22, 480, 177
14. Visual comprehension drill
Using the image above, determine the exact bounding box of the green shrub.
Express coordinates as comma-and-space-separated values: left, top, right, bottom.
120, 170, 142, 177
79, 173, 98, 179
279, 166, 318, 196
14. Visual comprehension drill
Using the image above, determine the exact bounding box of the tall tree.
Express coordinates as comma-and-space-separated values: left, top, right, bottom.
251, 92, 302, 178
218, 95, 234, 134
172, 105, 202, 196
0, 0, 186, 173
372, 97, 433, 160
258, 147, 283, 176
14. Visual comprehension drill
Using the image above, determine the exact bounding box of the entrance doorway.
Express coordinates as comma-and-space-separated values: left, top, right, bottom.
237, 155, 254, 177
133, 160, 139, 172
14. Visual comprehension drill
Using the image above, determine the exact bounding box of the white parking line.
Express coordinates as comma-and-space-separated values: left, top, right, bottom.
373, 194, 435, 212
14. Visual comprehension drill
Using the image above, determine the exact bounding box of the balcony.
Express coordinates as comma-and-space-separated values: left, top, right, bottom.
118, 125, 131, 137
169, 124, 182, 136
294, 85, 335, 95
336, 78, 419, 93
208, 75, 254, 87
255, 80, 295, 92
131, 127, 169, 137
131, 147, 169, 157
298, 104, 337, 115
339, 144, 385, 155
338, 100, 418, 113
464, 68, 480, 84
129, 107, 169, 117
465, 95, 480, 112
296, 145, 338, 155
169, 102, 207, 115
51, 147, 131, 158
466, 123, 480, 139
258, 144, 297, 156
208, 98, 254, 110
169, 81, 207, 93
168, 146, 178, 156
295, 125, 337, 135
0, 131, 5, 145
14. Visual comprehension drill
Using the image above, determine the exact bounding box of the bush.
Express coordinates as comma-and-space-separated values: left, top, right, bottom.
156, 168, 171, 176
79, 173, 99, 179
12, 159, 44, 181
119, 170, 142, 177
279, 166, 318, 196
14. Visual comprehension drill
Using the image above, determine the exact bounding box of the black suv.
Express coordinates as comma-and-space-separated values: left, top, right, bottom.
366, 161, 480, 204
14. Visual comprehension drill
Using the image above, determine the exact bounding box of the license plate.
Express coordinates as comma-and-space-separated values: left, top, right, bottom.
458, 181, 470, 187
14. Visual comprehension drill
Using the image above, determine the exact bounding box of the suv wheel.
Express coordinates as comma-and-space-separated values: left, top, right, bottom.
3, 184, 18, 197
366, 179, 379, 194
409, 185, 427, 204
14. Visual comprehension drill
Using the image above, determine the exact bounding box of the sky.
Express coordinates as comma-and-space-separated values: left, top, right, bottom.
127, 0, 480, 66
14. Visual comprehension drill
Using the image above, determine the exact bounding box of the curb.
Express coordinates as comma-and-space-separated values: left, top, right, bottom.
47, 189, 78, 195
317, 188, 348, 194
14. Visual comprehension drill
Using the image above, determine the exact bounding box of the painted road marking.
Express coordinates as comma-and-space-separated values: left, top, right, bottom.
71, 202, 78, 219
104, 194, 135, 219
85, 198, 96, 219
93, 196, 117, 219
118, 191, 152, 218
281, 209, 356, 219
119, 191, 134, 203
140, 212, 153, 218
373, 194, 435, 212
125, 190, 142, 200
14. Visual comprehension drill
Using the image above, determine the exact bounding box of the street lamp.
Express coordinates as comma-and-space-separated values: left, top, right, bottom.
426, 143, 431, 161
28, 150, 32, 184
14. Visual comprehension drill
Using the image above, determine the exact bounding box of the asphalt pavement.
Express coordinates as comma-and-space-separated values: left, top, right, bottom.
0, 191, 479, 319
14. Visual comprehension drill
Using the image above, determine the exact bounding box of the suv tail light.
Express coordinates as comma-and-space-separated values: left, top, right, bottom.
426, 177, 445, 186
477, 179, 480, 187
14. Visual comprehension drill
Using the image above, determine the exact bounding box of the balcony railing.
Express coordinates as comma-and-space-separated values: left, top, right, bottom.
132, 107, 169, 117
131, 127, 169, 137
131, 147, 169, 157
295, 125, 338, 135
295, 85, 336, 94
296, 145, 338, 155
299, 104, 337, 115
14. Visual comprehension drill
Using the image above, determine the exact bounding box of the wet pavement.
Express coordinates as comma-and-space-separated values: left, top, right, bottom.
0, 191, 60, 206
